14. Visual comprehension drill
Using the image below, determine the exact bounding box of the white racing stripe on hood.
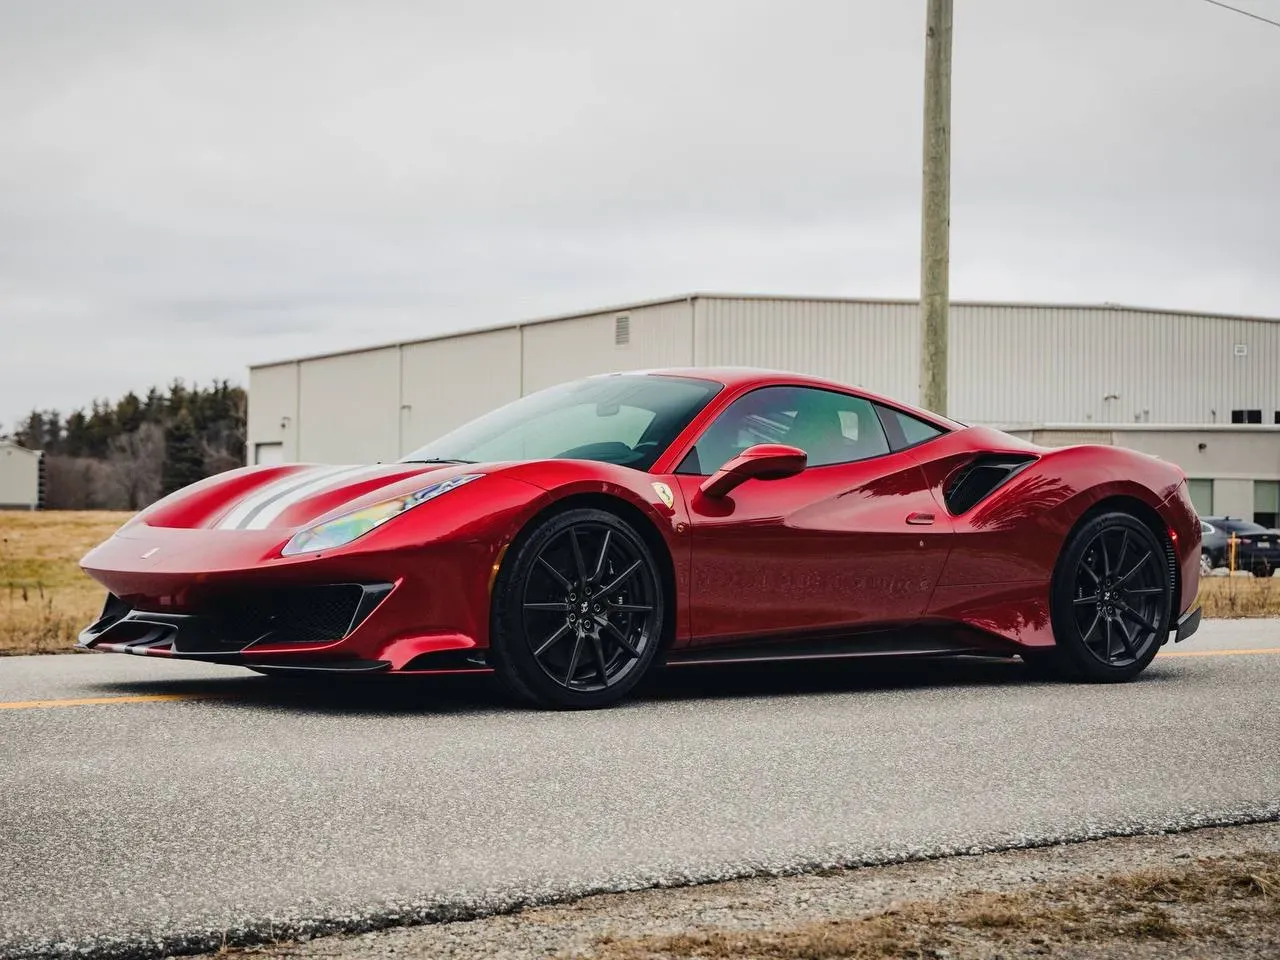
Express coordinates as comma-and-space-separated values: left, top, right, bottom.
216, 466, 358, 531
242, 464, 397, 531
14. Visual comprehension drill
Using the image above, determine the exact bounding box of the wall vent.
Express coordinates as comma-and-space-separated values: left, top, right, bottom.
614, 315, 630, 346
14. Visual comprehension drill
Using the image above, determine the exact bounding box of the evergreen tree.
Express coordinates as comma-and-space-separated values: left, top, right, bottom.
116, 391, 143, 433
160, 410, 206, 496
63, 410, 90, 457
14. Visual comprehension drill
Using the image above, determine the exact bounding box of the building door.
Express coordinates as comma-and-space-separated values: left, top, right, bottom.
1256, 480, 1279, 529
1186, 478, 1213, 517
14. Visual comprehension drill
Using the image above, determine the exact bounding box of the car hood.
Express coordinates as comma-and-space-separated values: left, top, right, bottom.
137, 461, 483, 533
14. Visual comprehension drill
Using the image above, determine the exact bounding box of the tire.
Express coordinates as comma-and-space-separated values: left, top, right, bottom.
489, 507, 666, 709
1037, 511, 1173, 683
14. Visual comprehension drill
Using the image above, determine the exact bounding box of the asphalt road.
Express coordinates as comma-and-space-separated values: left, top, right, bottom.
2, 620, 1279, 959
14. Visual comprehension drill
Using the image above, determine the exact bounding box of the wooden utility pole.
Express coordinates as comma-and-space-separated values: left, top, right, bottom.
919, 0, 953, 415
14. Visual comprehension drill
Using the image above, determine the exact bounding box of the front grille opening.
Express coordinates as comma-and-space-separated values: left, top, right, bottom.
943, 454, 1037, 515
211, 584, 375, 646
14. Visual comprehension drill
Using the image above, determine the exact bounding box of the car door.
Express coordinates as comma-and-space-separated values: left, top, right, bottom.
672, 385, 953, 646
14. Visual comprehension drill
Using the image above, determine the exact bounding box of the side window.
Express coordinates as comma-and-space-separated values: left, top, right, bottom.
875, 404, 946, 451
677, 386, 890, 475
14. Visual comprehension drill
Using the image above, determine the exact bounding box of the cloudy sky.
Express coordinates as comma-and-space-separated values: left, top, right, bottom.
2, 0, 1277, 428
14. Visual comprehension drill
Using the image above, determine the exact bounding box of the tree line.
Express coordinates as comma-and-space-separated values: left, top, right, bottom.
4, 380, 246, 510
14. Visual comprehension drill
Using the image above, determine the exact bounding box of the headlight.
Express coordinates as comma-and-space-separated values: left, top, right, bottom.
280, 474, 482, 556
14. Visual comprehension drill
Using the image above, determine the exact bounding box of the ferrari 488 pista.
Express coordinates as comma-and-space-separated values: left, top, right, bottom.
79, 368, 1202, 707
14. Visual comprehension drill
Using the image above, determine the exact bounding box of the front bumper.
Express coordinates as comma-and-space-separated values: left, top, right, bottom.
77, 583, 393, 659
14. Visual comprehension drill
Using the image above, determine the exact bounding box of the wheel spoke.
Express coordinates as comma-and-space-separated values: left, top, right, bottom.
1115, 617, 1138, 658
1082, 609, 1102, 642
568, 528, 588, 582
1117, 602, 1156, 636
563, 632, 584, 684
533, 621, 572, 657
536, 556, 572, 590
595, 559, 642, 597
1100, 534, 1112, 578
602, 618, 641, 658
524, 601, 570, 612
1115, 530, 1130, 576
591, 529, 612, 584
1080, 560, 1100, 585
611, 602, 654, 614
1073, 594, 1099, 606
1103, 617, 1114, 661
590, 632, 610, 683
1115, 550, 1153, 588
1123, 586, 1165, 597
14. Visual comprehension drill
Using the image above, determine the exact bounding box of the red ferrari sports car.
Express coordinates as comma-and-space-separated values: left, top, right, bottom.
78, 368, 1202, 708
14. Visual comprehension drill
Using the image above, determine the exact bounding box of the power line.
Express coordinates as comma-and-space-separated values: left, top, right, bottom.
1198, 0, 1280, 30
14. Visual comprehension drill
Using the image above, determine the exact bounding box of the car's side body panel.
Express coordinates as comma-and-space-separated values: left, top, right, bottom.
674, 453, 952, 644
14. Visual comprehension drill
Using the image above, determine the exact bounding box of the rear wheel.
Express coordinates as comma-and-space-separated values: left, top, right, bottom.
490, 508, 665, 709
1035, 511, 1173, 682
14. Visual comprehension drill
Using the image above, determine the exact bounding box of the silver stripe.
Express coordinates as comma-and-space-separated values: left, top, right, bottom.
243, 465, 395, 531
217, 466, 349, 530
236, 464, 372, 530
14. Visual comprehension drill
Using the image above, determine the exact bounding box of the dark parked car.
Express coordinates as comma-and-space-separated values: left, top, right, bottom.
1199, 517, 1280, 577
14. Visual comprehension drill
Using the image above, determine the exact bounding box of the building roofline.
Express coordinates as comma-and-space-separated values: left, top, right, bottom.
0, 440, 43, 457
998, 422, 1280, 433
248, 292, 1280, 370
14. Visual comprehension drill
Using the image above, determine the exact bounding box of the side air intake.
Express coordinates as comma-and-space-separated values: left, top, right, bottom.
943, 454, 1037, 515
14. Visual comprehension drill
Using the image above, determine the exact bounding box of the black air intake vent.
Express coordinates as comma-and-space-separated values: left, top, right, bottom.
943, 454, 1037, 515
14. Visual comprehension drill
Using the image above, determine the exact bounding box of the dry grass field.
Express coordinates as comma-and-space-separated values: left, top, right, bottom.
0, 511, 128, 655
0, 510, 1277, 656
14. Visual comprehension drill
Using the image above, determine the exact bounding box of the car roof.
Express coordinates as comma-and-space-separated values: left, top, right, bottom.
611, 367, 964, 430
1203, 517, 1267, 528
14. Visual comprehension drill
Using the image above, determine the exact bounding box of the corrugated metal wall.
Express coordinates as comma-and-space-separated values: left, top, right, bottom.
247, 296, 1280, 464
298, 348, 401, 463
400, 327, 522, 453
695, 297, 919, 397
522, 299, 694, 393
950, 304, 1280, 425
246, 363, 299, 463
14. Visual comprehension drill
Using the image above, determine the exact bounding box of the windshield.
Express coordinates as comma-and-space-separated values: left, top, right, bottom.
401, 374, 722, 471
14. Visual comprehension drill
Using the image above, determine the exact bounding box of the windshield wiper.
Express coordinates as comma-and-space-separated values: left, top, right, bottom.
401, 457, 478, 465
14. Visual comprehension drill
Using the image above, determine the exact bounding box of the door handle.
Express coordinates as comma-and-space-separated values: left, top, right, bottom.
906, 511, 935, 525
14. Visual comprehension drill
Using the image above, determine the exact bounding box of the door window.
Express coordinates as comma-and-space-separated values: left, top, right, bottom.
875, 404, 946, 450
677, 386, 890, 475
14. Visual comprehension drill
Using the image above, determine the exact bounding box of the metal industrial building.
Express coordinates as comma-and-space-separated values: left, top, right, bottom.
0, 441, 43, 510
247, 294, 1280, 526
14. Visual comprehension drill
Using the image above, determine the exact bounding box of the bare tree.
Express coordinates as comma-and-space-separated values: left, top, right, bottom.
105, 423, 165, 510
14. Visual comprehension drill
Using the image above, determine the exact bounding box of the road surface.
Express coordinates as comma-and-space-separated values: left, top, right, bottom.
2, 619, 1278, 958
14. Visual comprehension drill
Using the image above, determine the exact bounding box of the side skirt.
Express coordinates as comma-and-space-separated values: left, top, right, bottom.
663, 628, 1018, 668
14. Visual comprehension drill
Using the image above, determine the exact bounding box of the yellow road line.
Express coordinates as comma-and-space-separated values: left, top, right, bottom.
0, 693, 226, 711
1159, 647, 1280, 659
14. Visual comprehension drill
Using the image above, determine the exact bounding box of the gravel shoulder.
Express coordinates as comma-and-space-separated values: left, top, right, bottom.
214, 821, 1280, 960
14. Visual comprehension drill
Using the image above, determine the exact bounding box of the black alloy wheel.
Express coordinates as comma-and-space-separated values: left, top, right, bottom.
1039, 511, 1173, 682
490, 508, 664, 708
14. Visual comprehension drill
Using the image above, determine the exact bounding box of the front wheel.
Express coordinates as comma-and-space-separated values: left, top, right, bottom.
489, 508, 665, 709
1038, 511, 1173, 682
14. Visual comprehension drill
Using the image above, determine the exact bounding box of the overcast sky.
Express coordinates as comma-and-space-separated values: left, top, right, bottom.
2, 0, 1277, 428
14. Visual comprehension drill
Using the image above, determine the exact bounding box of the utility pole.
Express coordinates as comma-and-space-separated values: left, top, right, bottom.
919, 0, 953, 415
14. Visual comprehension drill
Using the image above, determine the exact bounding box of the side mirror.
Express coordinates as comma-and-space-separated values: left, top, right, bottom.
699, 443, 807, 499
